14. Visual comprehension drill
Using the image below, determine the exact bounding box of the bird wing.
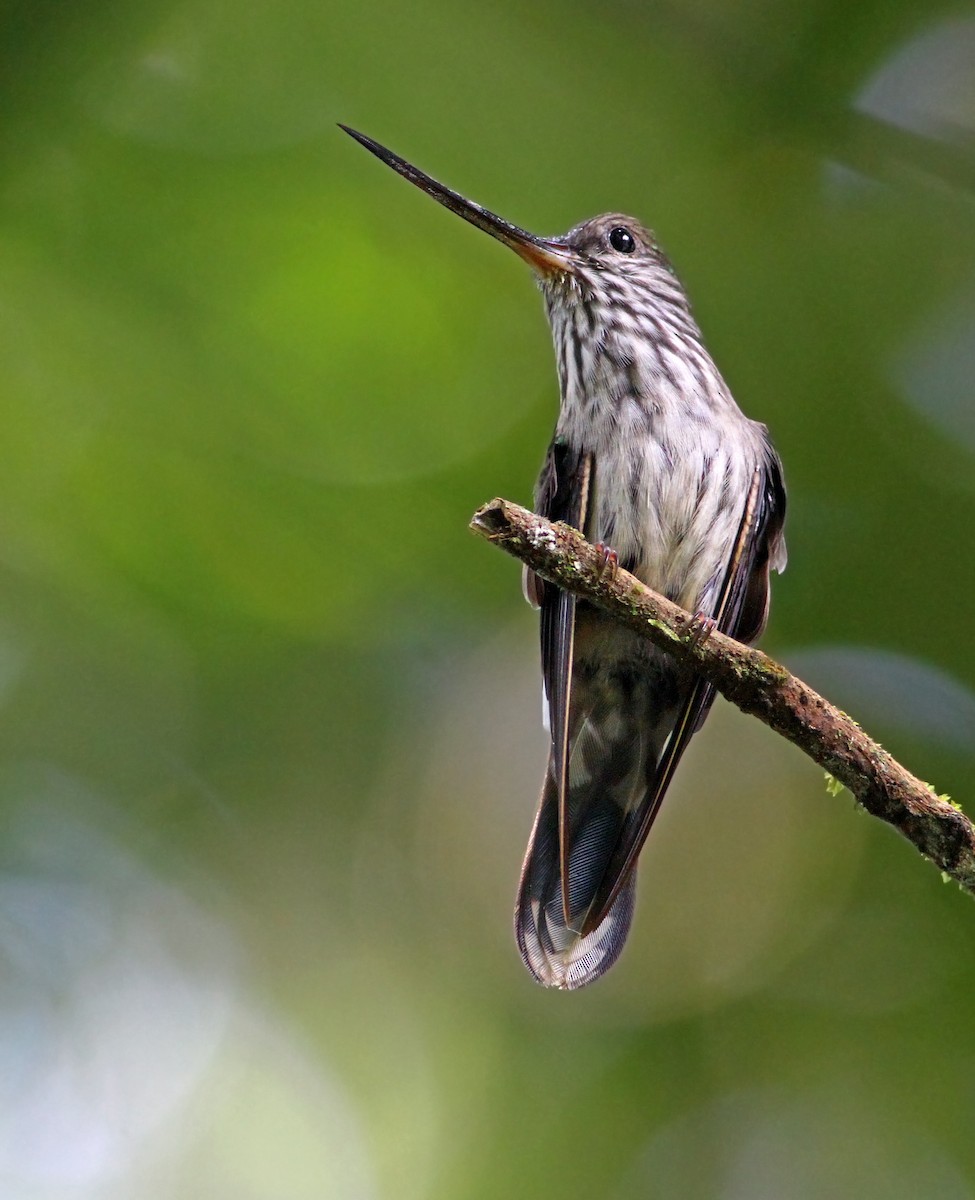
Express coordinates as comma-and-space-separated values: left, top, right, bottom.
519, 439, 639, 989
530, 441, 595, 814
579, 437, 787, 933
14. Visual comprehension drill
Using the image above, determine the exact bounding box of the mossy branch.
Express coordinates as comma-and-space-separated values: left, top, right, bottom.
470, 497, 975, 895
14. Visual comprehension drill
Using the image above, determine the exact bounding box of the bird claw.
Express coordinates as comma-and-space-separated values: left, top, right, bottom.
686, 612, 716, 649
593, 542, 619, 581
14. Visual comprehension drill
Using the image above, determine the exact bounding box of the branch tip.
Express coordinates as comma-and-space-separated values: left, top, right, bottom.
470, 498, 512, 539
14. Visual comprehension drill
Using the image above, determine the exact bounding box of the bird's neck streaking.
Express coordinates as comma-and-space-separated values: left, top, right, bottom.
540, 267, 734, 448
536, 262, 766, 616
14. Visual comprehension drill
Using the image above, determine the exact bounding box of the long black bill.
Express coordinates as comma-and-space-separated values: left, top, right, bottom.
339, 125, 574, 275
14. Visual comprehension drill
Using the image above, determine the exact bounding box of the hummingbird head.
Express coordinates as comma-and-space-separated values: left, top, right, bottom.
339, 126, 681, 292
340, 126, 700, 404
557, 214, 677, 283
538, 213, 690, 335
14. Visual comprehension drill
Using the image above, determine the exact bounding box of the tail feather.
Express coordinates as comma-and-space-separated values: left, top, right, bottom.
516, 771, 636, 989
515, 658, 685, 989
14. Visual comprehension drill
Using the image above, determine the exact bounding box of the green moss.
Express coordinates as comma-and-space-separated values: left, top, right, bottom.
824, 772, 847, 798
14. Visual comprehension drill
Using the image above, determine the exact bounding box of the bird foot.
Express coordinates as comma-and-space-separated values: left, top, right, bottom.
593, 542, 619, 582
686, 612, 716, 649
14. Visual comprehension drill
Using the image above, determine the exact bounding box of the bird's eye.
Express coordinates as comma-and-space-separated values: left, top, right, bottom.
609, 227, 635, 254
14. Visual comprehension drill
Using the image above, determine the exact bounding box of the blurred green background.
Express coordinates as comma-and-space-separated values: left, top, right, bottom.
2, 0, 975, 1196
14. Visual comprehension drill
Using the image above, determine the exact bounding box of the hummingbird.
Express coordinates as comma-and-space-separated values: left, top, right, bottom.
341, 126, 787, 989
